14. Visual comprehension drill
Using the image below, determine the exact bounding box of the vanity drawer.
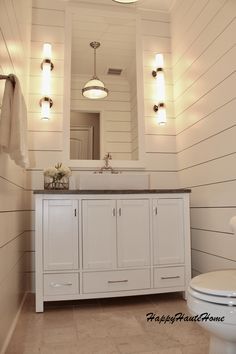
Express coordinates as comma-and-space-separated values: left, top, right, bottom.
154, 267, 185, 288
83, 269, 150, 293
44, 273, 79, 296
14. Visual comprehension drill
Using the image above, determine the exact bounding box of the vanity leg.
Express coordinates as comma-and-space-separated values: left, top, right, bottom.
36, 295, 44, 313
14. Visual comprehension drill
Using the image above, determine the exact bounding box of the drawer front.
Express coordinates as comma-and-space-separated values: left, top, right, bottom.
44, 273, 79, 296
83, 269, 150, 294
154, 267, 185, 288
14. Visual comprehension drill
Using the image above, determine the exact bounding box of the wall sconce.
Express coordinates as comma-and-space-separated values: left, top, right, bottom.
152, 53, 166, 125
40, 43, 54, 120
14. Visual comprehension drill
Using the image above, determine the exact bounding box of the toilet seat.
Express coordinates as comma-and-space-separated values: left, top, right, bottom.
189, 270, 236, 306
188, 287, 236, 306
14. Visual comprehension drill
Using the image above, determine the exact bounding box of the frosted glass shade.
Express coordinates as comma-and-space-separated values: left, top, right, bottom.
41, 99, 50, 120
155, 71, 166, 102
43, 43, 52, 60
40, 97, 53, 120
82, 78, 108, 99
155, 53, 164, 69
157, 105, 167, 125
42, 61, 51, 96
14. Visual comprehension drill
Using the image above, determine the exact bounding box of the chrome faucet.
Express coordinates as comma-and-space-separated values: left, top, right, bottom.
96, 153, 119, 174
104, 152, 112, 169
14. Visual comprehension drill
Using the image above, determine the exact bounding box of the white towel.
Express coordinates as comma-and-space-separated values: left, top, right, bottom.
0, 74, 29, 168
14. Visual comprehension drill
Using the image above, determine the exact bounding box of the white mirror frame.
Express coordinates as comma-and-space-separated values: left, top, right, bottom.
63, 3, 145, 170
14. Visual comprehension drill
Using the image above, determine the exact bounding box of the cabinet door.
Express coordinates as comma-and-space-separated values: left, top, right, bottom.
43, 200, 78, 271
153, 198, 184, 265
117, 199, 150, 267
82, 200, 117, 269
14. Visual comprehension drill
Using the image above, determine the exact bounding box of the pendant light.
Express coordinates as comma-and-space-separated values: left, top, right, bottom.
82, 42, 108, 100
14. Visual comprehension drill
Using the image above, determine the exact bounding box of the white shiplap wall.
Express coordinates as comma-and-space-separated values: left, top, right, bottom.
141, 10, 178, 187
27, 0, 65, 291
0, 0, 32, 352
171, 0, 236, 276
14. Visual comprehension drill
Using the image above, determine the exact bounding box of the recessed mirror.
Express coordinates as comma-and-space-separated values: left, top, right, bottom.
64, 2, 145, 169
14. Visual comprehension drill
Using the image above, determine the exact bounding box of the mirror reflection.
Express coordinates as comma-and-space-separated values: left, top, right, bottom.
69, 4, 139, 161
70, 111, 100, 160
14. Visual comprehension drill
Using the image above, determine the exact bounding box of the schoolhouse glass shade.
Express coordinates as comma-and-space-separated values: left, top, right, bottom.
82, 78, 108, 99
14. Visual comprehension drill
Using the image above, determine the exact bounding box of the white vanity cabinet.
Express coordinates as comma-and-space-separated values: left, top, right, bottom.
35, 191, 191, 312
82, 199, 117, 270
43, 199, 79, 271
153, 198, 185, 266
116, 199, 150, 268
82, 199, 150, 270
152, 198, 186, 290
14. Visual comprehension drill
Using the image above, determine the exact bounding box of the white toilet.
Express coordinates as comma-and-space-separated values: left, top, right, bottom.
187, 270, 236, 354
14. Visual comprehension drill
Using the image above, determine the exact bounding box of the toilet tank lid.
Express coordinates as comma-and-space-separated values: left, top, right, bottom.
190, 270, 236, 297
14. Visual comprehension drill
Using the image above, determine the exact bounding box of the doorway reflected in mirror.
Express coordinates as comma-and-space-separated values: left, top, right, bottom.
70, 111, 100, 160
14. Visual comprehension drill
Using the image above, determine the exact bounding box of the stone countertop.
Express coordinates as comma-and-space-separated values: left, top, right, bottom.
34, 188, 191, 194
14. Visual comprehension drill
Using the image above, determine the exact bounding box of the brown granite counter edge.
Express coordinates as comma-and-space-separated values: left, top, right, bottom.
34, 189, 191, 194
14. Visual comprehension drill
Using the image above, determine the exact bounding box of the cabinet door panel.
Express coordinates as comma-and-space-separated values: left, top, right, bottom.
153, 198, 184, 265
82, 200, 116, 269
117, 199, 150, 267
43, 200, 78, 271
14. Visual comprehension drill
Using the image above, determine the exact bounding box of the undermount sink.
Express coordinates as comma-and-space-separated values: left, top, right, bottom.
78, 173, 149, 190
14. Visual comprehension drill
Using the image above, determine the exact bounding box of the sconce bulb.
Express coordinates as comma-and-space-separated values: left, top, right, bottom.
40, 97, 53, 120
155, 53, 164, 69
41, 100, 50, 120
42, 61, 51, 96
155, 71, 166, 102
43, 43, 52, 60
154, 103, 166, 125
41, 43, 53, 98
42, 61, 51, 74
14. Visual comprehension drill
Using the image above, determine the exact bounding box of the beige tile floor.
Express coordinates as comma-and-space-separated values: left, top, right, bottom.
6, 293, 209, 354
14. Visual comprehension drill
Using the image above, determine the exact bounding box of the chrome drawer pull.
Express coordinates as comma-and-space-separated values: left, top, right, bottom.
161, 276, 180, 280
50, 282, 73, 288
107, 279, 128, 284
112, 208, 116, 217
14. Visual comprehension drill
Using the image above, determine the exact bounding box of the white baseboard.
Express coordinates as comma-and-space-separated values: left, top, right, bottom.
0, 292, 27, 354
